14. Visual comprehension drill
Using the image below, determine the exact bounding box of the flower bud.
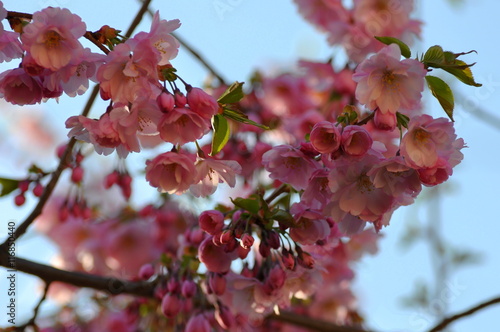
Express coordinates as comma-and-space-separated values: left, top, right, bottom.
310, 121, 341, 154
161, 293, 180, 318
199, 210, 225, 235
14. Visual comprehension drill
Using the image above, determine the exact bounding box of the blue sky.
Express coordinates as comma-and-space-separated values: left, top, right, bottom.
1, 1, 499, 331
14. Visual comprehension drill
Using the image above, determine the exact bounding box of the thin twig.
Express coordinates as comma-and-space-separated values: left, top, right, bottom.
265, 183, 289, 204
125, 0, 153, 38
267, 311, 371, 332
17, 281, 52, 330
140, 1, 228, 85
427, 295, 500, 332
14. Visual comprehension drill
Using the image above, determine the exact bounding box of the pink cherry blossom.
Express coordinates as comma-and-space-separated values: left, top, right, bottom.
353, 44, 427, 114
293, 0, 349, 33
327, 155, 394, 223
190, 157, 242, 197
400, 114, 464, 169
301, 168, 333, 210
145, 151, 197, 194
130, 11, 181, 66
157, 106, 211, 145
104, 221, 159, 276
66, 105, 140, 158
185, 314, 211, 332
97, 42, 160, 104
198, 236, 237, 273
21, 7, 86, 71
0, 68, 43, 105
262, 144, 319, 190
198, 210, 225, 235
368, 156, 422, 205
289, 203, 331, 245
187, 86, 220, 119
310, 120, 341, 154
341, 125, 373, 157
0, 30, 23, 63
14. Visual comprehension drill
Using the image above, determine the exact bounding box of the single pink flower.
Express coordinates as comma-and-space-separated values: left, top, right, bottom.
327, 155, 394, 223
21, 7, 86, 71
400, 114, 464, 169
373, 108, 397, 131
97, 42, 160, 103
0, 68, 43, 105
185, 314, 211, 332
368, 156, 422, 206
187, 87, 220, 119
198, 236, 237, 273
301, 168, 333, 211
353, 44, 426, 114
0, 30, 23, 63
341, 125, 373, 157
161, 293, 181, 318
190, 157, 242, 197
104, 221, 159, 276
198, 210, 225, 235
145, 151, 197, 194
130, 11, 181, 65
157, 106, 211, 145
262, 145, 319, 190
66, 105, 140, 158
289, 203, 331, 245
310, 121, 341, 154
293, 0, 349, 33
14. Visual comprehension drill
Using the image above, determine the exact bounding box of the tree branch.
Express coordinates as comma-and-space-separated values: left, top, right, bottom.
0, 253, 156, 298
267, 311, 371, 332
427, 295, 500, 332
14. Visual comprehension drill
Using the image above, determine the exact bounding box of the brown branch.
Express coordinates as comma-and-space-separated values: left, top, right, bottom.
265, 183, 289, 204
427, 295, 500, 332
0, 254, 156, 298
267, 311, 371, 332
125, 0, 153, 39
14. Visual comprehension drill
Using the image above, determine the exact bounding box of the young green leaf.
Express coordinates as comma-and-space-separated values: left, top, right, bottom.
231, 197, 260, 215
217, 81, 245, 104
425, 75, 455, 121
422, 46, 482, 87
423, 45, 445, 65
222, 107, 269, 130
0, 177, 20, 197
210, 114, 230, 156
375, 36, 411, 58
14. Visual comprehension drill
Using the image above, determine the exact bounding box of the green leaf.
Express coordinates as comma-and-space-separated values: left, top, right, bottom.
425, 75, 455, 121
375, 36, 411, 58
422, 46, 482, 87
222, 107, 269, 130
217, 81, 245, 104
0, 177, 19, 197
423, 45, 445, 65
396, 112, 410, 130
231, 197, 260, 215
210, 114, 230, 156
271, 209, 296, 228
441, 59, 482, 87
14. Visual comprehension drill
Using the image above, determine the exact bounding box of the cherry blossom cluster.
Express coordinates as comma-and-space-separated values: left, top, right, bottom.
0, 0, 480, 331
293, 0, 421, 61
